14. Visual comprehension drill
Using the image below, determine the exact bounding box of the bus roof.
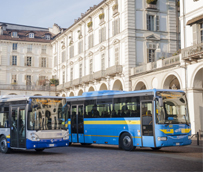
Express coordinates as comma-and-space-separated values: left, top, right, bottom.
66, 89, 185, 100
0, 95, 65, 103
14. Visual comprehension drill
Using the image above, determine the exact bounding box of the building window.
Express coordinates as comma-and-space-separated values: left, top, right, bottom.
41, 58, 46, 67
62, 51, 66, 63
101, 54, 105, 70
89, 59, 93, 74
27, 57, 32, 66
63, 71, 65, 84
112, 18, 120, 36
29, 33, 34, 38
147, 14, 159, 31
147, 44, 156, 63
200, 23, 203, 43
78, 40, 83, 54
69, 46, 74, 58
45, 35, 50, 40
70, 68, 73, 81
11, 75, 17, 84
115, 47, 120, 65
79, 64, 82, 78
12, 56, 17, 66
12, 32, 18, 37
88, 34, 94, 49
42, 45, 46, 54
12, 43, 17, 51
99, 27, 106, 43
54, 56, 57, 66
38, 76, 46, 86
27, 44, 32, 53
26, 75, 31, 85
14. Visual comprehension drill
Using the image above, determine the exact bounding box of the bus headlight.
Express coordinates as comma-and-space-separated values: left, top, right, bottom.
63, 132, 69, 140
158, 137, 167, 141
188, 136, 191, 139
30, 133, 40, 141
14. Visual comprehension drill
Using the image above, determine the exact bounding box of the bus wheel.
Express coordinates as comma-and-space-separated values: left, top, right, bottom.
0, 136, 10, 154
35, 149, 44, 152
68, 142, 72, 146
151, 147, 161, 151
120, 133, 134, 151
81, 143, 92, 146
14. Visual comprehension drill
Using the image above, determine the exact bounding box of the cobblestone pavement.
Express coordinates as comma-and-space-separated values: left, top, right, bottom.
0, 140, 202, 172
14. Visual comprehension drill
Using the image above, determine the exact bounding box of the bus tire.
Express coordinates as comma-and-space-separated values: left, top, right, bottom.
0, 136, 10, 154
35, 148, 44, 152
68, 142, 72, 146
151, 147, 161, 151
120, 133, 134, 151
81, 143, 92, 146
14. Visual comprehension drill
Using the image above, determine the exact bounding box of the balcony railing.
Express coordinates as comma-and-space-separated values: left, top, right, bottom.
72, 78, 82, 86
131, 55, 181, 76
82, 74, 93, 83
93, 70, 106, 80
182, 43, 203, 60
106, 65, 122, 76
146, 4, 157, 9
0, 84, 56, 91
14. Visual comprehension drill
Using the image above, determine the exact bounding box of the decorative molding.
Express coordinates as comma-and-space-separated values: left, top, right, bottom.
145, 34, 160, 41
62, 65, 66, 69
69, 61, 74, 66
100, 46, 106, 52
113, 39, 120, 45
88, 51, 94, 57
78, 56, 83, 62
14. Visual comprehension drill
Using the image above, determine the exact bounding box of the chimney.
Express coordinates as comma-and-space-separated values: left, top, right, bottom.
0, 23, 7, 35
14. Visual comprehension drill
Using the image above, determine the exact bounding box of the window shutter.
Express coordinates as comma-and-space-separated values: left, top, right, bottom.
39, 57, 41, 67
46, 58, 48, 68
92, 34, 94, 47
147, 14, 149, 30
0, 55, 1, 65
156, 15, 159, 31
112, 21, 115, 36
17, 56, 20, 66
81, 41, 83, 53
118, 18, 120, 34
103, 27, 106, 41
193, 24, 198, 45
31, 76, 33, 85
147, 49, 149, 63
32, 57, 34, 67
24, 57, 27, 66
88, 36, 90, 49
99, 29, 102, 43
24, 75, 27, 80
78, 42, 80, 54
10, 56, 12, 65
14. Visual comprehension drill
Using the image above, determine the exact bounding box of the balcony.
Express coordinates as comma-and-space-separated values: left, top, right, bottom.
93, 70, 106, 80
182, 43, 203, 62
72, 78, 82, 87
106, 65, 122, 77
146, 4, 157, 9
0, 84, 56, 92
82, 74, 93, 83
57, 84, 64, 91
131, 55, 180, 76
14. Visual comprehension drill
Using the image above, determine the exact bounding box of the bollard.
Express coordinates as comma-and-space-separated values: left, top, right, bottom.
197, 132, 199, 146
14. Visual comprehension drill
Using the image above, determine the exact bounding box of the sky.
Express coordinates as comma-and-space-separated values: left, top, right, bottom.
0, 0, 102, 29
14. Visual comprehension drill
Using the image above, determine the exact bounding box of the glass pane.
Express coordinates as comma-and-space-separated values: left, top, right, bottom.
78, 106, 84, 134
71, 106, 77, 133
0, 113, 9, 128
11, 109, 18, 147
142, 102, 153, 136
19, 109, 26, 148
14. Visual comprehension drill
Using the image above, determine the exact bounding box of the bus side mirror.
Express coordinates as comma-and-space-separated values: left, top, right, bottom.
158, 98, 163, 107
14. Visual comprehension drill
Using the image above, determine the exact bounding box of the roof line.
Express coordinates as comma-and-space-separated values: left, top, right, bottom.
0, 21, 49, 30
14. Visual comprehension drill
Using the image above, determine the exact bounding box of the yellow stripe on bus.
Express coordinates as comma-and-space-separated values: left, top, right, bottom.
181, 129, 191, 134
132, 136, 141, 139
68, 121, 71, 125
84, 120, 140, 125
160, 129, 174, 134
6, 135, 10, 138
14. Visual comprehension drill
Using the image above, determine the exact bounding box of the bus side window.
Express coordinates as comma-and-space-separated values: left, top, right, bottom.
0, 112, 9, 128
84, 100, 96, 118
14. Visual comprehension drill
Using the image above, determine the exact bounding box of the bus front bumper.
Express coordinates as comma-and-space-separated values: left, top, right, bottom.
26, 138, 69, 149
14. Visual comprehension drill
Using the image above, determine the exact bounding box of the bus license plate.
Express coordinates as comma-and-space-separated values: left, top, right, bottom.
49, 144, 55, 147
176, 143, 180, 146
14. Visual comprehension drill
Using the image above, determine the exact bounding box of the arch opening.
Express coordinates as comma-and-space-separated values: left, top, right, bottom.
78, 90, 83, 96
99, 83, 108, 91
69, 92, 74, 97
88, 86, 95, 92
163, 75, 180, 90
134, 81, 146, 90
112, 80, 123, 91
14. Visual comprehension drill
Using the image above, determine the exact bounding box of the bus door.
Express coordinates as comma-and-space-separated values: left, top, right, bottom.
71, 105, 84, 143
141, 101, 155, 147
10, 106, 26, 148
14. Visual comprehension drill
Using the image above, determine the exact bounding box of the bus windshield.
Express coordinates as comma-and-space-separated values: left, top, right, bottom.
156, 92, 190, 125
28, 98, 68, 130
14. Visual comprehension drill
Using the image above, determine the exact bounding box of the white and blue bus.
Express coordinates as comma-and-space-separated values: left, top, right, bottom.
0, 96, 69, 153
66, 89, 191, 151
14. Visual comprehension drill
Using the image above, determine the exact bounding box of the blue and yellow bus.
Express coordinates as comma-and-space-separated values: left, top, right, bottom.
0, 96, 69, 153
66, 89, 191, 151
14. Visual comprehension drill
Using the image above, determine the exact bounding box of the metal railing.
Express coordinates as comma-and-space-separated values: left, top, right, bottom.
146, 4, 157, 9
182, 42, 203, 59
0, 84, 56, 91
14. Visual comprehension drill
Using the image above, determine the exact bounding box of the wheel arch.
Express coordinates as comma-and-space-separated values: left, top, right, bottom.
118, 131, 133, 145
